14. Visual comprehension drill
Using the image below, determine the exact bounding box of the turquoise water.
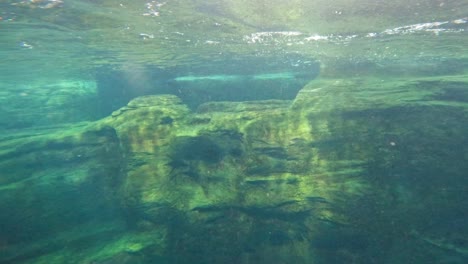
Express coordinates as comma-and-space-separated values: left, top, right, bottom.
1, 1, 468, 263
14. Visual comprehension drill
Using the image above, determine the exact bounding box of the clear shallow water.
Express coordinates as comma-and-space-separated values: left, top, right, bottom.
1, 0, 467, 82
1, 1, 468, 263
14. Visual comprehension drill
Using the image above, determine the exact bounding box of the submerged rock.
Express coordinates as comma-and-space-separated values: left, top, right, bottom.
2, 75, 468, 263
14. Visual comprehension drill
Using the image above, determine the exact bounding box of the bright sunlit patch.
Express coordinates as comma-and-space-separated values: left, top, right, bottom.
174, 75, 240, 82
174, 72, 301, 83
253, 72, 295, 80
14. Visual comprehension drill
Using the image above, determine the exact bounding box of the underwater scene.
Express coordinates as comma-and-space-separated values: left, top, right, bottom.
0, 0, 467, 263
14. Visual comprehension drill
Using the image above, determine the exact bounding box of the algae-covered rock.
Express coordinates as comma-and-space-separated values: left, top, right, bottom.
1, 74, 468, 263
101, 92, 374, 263
0, 123, 127, 263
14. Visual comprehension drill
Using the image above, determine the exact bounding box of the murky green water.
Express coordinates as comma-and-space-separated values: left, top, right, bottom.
1, 1, 467, 263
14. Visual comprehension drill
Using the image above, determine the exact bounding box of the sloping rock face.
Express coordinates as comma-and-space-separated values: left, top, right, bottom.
0, 124, 126, 263
0, 81, 99, 129
1, 76, 468, 263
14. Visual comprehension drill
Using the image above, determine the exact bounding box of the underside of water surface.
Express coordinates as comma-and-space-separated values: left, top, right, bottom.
0, 1, 468, 263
